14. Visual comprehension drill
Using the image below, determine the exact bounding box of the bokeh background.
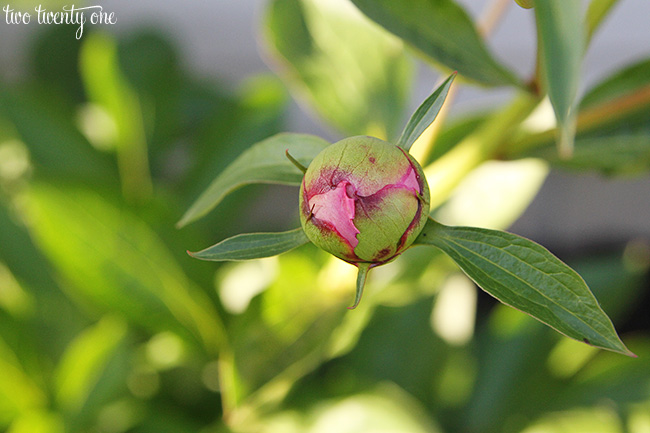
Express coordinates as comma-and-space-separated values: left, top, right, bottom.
1, 0, 650, 432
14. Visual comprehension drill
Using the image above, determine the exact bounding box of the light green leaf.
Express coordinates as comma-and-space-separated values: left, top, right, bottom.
178, 133, 329, 228
514, 0, 534, 9
397, 73, 456, 152
535, 0, 585, 157
349, 0, 521, 87
415, 218, 634, 356
189, 228, 310, 261
79, 33, 152, 202
0, 337, 47, 426
586, 0, 621, 41
25, 183, 225, 354
54, 316, 127, 412
265, 0, 413, 138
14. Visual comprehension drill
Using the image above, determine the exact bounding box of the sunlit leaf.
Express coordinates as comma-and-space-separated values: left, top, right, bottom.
586, 0, 621, 41
349, 0, 521, 87
0, 337, 47, 426
535, 0, 584, 157
265, 0, 413, 138
415, 218, 634, 356
397, 73, 456, 152
189, 228, 310, 261
54, 316, 127, 412
178, 133, 328, 227
434, 159, 549, 230
257, 385, 441, 433
25, 183, 225, 353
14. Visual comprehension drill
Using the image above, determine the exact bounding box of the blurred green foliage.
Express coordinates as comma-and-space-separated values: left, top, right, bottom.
0, 1, 649, 432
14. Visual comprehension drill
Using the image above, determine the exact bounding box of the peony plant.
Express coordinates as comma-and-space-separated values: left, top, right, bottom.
179, 74, 634, 357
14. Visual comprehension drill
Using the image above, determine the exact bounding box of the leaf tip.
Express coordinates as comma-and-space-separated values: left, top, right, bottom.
286, 149, 308, 174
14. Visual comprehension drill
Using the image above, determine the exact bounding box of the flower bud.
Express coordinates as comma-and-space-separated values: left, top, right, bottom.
299, 136, 430, 265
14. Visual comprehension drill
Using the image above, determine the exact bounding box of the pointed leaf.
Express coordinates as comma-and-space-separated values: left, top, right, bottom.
397, 73, 456, 152
586, 0, 621, 41
265, 0, 413, 138
349, 0, 521, 87
535, 0, 585, 157
189, 228, 310, 261
178, 133, 329, 228
415, 218, 634, 356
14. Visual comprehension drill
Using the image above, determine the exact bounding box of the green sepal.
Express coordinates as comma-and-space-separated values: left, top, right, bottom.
189, 228, 310, 261
348, 262, 372, 310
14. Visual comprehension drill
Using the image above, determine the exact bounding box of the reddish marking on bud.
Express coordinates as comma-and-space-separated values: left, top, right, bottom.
374, 248, 391, 261
369, 156, 376, 164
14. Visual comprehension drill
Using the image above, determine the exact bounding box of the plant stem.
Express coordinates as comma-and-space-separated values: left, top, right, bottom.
506, 85, 650, 157
424, 92, 540, 210
409, 0, 514, 164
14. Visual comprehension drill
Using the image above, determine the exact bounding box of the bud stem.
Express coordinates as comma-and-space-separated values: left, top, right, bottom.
348, 262, 372, 310
285, 150, 308, 174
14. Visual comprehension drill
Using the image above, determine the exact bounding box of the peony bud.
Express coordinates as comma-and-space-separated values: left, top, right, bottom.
299, 136, 430, 266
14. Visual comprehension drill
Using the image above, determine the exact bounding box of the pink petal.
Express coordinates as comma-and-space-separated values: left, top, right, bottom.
309, 181, 360, 248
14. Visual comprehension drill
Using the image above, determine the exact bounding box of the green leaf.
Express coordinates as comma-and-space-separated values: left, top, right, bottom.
414, 218, 634, 356
79, 33, 152, 202
178, 133, 329, 228
265, 0, 413, 138
580, 58, 650, 110
349, 0, 521, 87
0, 337, 47, 426
586, 0, 621, 41
54, 316, 127, 412
25, 183, 225, 354
530, 135, 650, 176
0, 90, 116, 184
189, 228, 310, 261
535, 0, 585, 157
397, 73, 456, 152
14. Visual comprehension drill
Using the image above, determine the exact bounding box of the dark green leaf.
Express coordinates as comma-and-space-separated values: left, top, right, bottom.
0, 89, 116, 183
535, 0, 584, 157
178, 133, 329, 228
581, 58, 650, 109
397, 73, 456, 152
414, 218, 634, 356
189, 228, 310, 261
349, 0, 521, 87
265, 0, 413, 138
530, 134, 650, 176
